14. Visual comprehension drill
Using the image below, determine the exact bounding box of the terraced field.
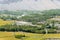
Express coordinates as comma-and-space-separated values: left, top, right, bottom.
0, 32, 60, 40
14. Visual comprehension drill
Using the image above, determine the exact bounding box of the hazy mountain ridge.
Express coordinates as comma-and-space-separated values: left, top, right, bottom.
0, 0, 60, 10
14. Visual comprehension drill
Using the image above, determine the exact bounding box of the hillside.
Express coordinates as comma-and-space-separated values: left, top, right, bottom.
0, 9, 60, 22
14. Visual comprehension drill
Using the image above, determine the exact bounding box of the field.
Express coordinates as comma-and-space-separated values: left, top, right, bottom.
0, 19, 13, 26
0, 32, 60, 40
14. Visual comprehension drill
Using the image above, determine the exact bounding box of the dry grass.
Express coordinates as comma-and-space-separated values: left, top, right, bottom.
0, 32, 60, 40
0, 19, 13, 26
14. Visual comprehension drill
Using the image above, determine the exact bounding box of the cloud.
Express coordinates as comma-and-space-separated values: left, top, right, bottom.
0, 0, 60, 10
0, 0, 4, 1
0, 0, 20, 4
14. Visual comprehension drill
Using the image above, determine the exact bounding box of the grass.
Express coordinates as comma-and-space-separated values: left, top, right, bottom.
0, 32, 45, 40
0, 19, 13, 26
0, 32, 20, 40
0, 32, 60, 40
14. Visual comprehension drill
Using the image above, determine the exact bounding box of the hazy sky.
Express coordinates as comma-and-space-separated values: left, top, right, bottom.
0, 0, 60, 10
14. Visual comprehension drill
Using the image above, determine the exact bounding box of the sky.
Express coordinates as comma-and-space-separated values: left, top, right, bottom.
0, 0, 60, 11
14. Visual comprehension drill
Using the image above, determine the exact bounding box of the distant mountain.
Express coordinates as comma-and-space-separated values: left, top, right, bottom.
0, 0, 21, 4
0, 0, 60, 10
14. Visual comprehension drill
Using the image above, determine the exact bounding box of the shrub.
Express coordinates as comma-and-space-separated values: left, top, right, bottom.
15, 34, 26, 39
48, 29, 57, 33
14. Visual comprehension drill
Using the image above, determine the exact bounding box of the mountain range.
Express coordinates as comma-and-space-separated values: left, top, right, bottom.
0, 0, 60, 10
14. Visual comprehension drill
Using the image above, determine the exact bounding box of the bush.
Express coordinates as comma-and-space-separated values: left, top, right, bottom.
48, 29, 57, 33
15, 35, 26, 39
0, 27, 5, 31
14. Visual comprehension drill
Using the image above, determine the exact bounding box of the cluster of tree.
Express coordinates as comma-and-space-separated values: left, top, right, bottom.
42, 9, 60, 17
0, 22, 57, 34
